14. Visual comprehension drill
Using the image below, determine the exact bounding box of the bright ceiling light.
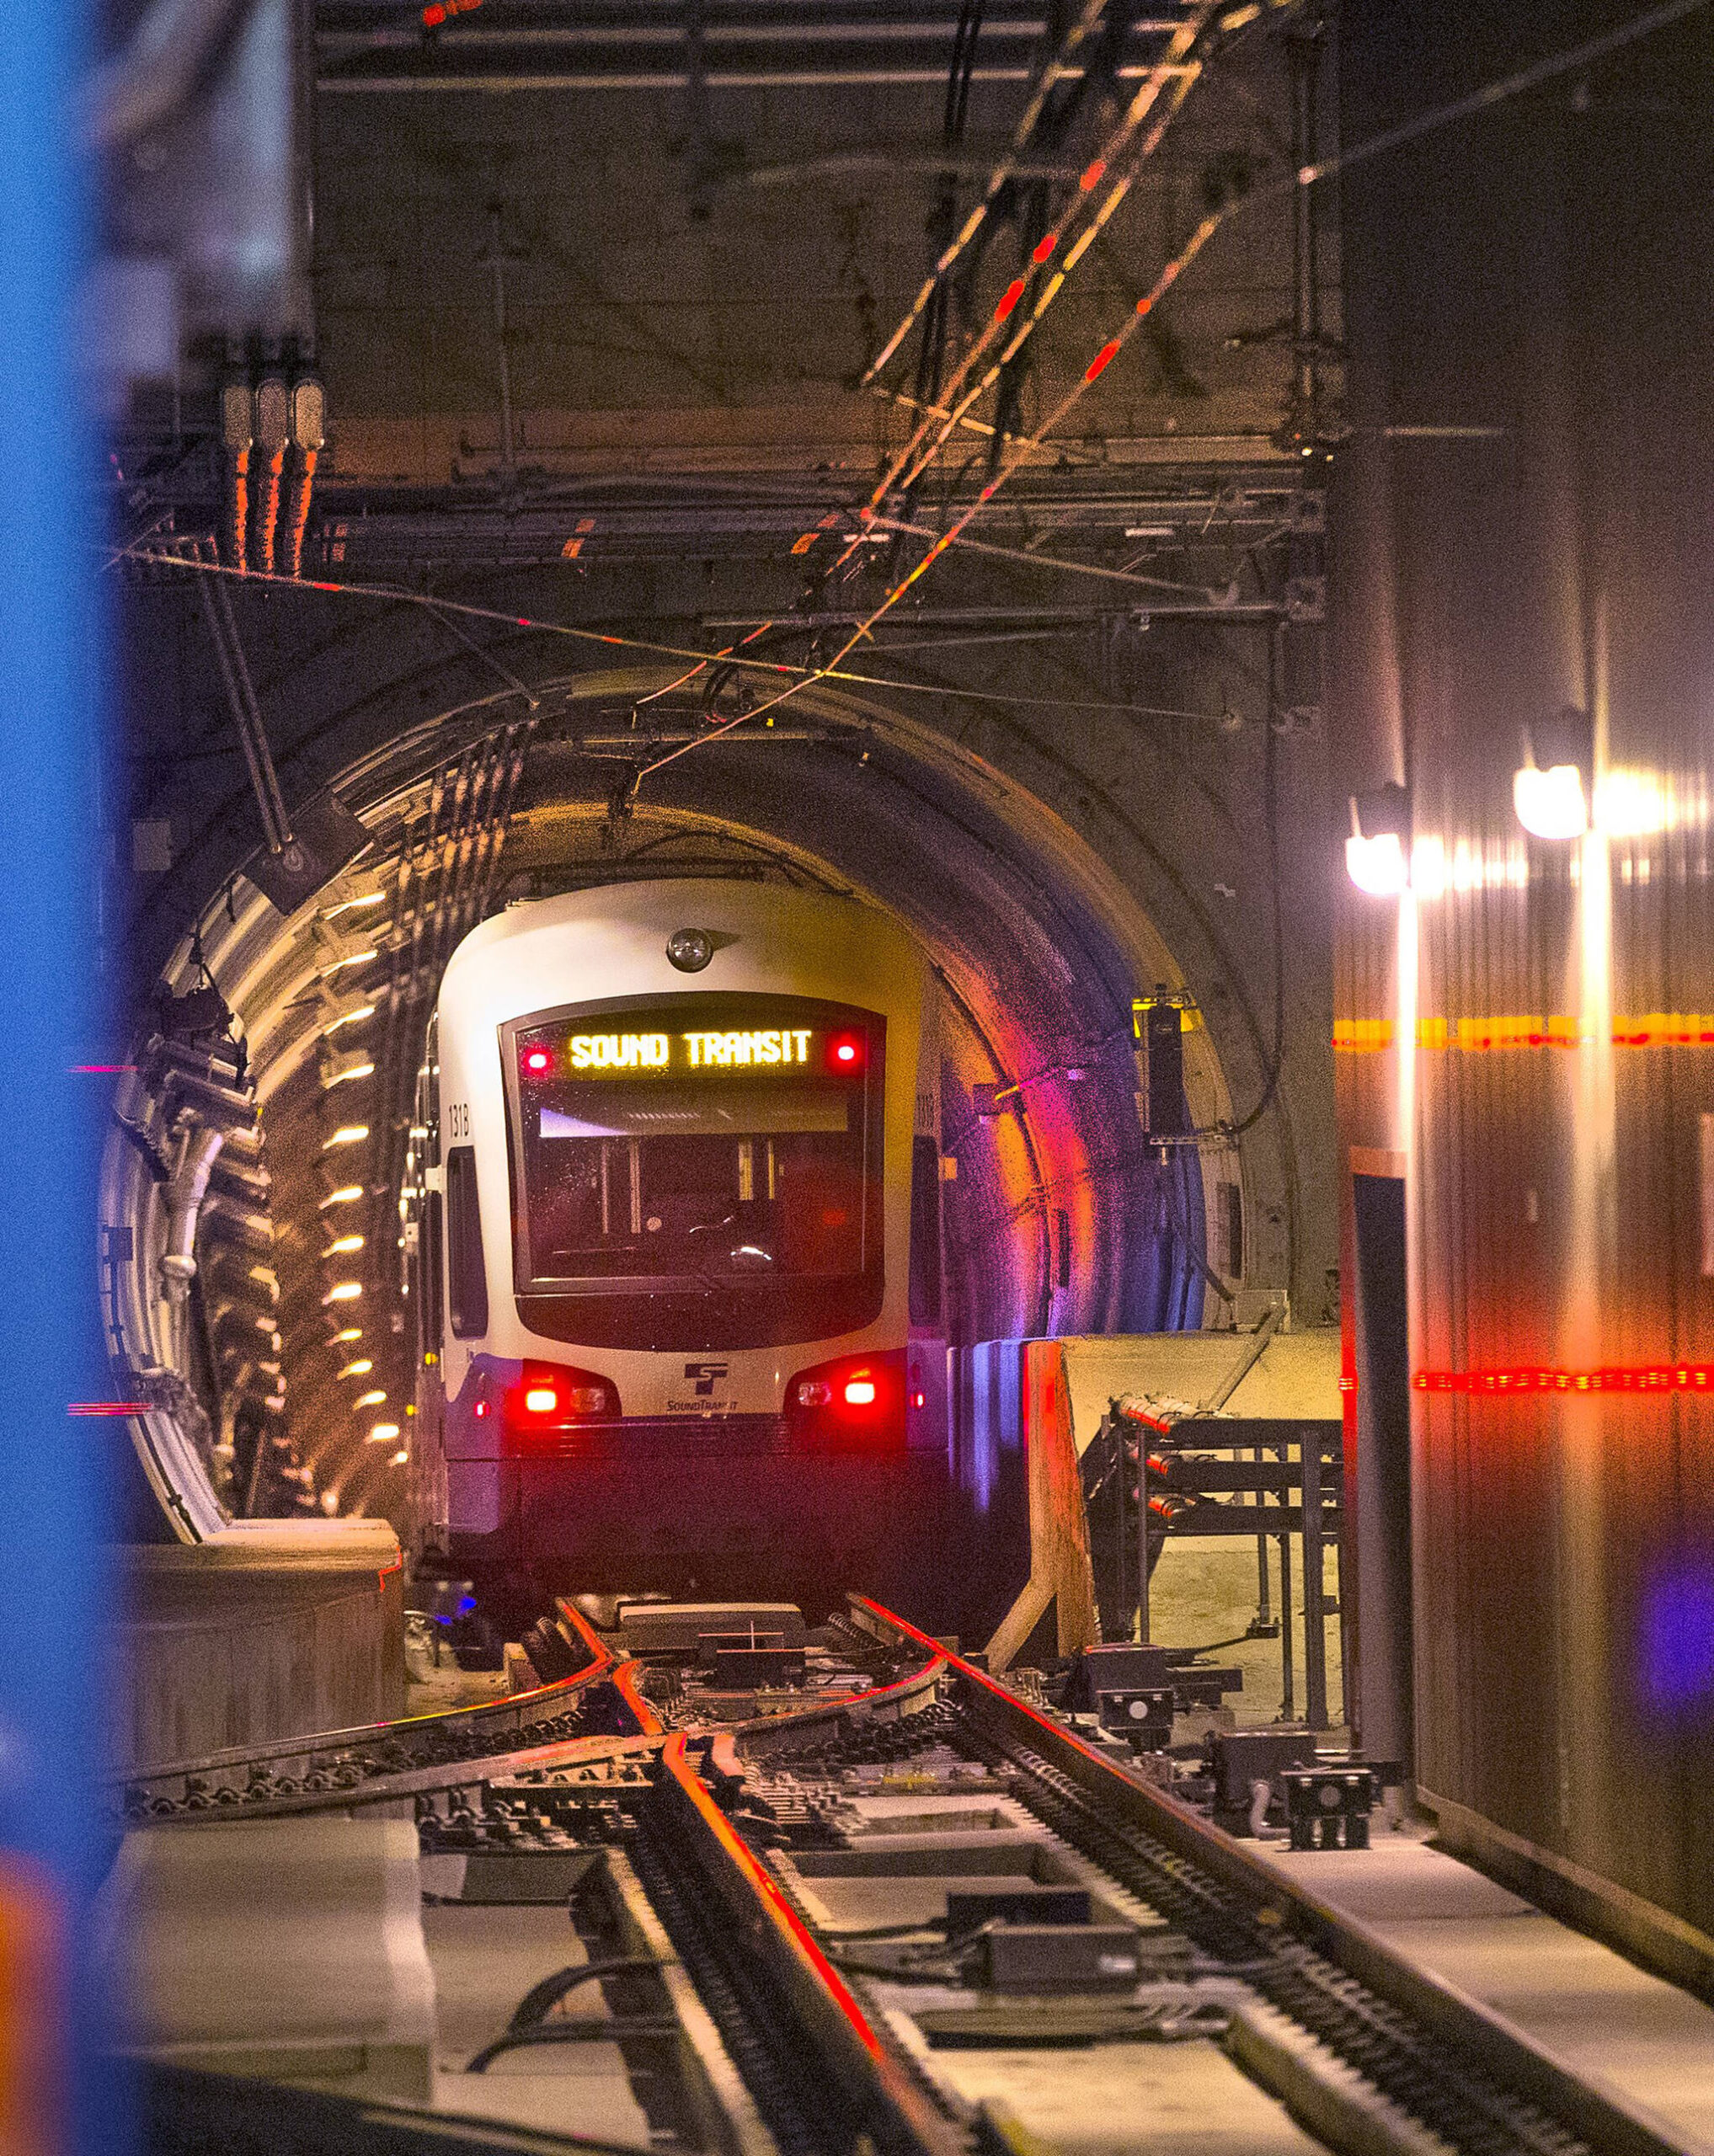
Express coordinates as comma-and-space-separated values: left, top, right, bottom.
354, 1389, 387, 1409
389, 1449, 409, 1466
320, 1185, 364, 1208
338, 1358, 373, 1380
1514, 763, 1588, 840
1594, 768, 1665, 837
366, 1422, 400, 1444
323, 1124, 369, 1149
323, 1281, 362, 1305
325, 1232, 365, 1256
330, 1326, 362, 1345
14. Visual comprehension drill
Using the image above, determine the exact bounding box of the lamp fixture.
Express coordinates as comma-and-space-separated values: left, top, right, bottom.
1514, 707, 1592, 839
1345, 782, 1412, 895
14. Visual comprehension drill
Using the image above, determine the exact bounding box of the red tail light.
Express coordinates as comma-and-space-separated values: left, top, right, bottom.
500, 1362, 621, 1453
785, 1349, 905, 1449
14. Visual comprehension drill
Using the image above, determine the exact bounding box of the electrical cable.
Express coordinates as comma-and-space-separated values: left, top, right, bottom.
849, 3, 1219, 531
506, 1958, 662, 2031
862, 0, 1116, 382
868, 515, 1230, 599
1206, 627, 1284, 1139
123, 547, 1254, 726
757, 0, 1714, 761
466, 2020, 683, 2073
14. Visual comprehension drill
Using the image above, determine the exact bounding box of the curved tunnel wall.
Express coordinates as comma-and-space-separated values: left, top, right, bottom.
111, 595, 1335, 1537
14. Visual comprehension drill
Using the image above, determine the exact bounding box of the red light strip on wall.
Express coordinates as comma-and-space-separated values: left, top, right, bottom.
1336, 1014, 1714, 1053
1415, 1365, 1714, 1396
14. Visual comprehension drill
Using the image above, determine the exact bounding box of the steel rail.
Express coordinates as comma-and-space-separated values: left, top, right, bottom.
114, 1594, 618, 1813
847, 1597, 1690, 2156
651, 1726, 967, 2156
115, 1601, 943, 1822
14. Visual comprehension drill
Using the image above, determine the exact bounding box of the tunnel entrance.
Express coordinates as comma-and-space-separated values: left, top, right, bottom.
104, 663, 1261, 1550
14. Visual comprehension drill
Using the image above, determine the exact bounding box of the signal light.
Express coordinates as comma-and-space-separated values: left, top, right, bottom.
843, 1376, 877, 1406
524, 1385, 558, 1413
828, 1031, 864, 1070
524, 1049, 552, 1074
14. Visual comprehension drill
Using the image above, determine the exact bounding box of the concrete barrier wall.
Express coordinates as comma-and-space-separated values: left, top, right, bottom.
111, 1520, 406, 1774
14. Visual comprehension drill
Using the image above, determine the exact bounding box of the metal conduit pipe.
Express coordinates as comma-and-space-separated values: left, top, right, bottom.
159, 1121, 228, 1297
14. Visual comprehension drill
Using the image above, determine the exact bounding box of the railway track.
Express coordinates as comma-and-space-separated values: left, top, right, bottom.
125, 1597, 1685, 2156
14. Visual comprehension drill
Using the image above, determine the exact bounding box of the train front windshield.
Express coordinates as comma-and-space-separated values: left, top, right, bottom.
505, 996, 884, 1345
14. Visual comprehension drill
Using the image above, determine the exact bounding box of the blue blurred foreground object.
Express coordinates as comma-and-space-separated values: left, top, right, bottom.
0, 3, 124, 2152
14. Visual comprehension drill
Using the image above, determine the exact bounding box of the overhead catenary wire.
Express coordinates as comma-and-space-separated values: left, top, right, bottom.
860, 0, 1117, 384
852, 3, 1220, 525
868, 29, 1215, 508
640, 0, 1710, 782
125, 546, 1252, 726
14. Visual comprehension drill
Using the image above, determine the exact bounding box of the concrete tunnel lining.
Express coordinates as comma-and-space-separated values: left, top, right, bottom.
109, 654, 1306, 1541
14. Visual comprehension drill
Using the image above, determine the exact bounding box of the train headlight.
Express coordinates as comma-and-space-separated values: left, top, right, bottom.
666, 926, 713, 973
796, 1380, 833, 1407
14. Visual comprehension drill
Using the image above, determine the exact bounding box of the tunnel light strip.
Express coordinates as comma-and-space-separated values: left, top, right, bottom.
1416, 1365, 1714, 1396
1334, 1014, 1714, 1053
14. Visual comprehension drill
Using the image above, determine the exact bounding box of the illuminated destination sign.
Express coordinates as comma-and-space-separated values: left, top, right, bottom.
546, 1027, 828, 1075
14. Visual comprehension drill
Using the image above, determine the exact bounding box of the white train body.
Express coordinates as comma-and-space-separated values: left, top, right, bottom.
412, 879, 947, 1605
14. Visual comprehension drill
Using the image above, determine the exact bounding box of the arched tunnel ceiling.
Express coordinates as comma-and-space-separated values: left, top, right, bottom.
118, 629, 1333, 1531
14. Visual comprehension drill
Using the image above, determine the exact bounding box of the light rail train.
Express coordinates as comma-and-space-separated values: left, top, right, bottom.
406, 880, 951, 1620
